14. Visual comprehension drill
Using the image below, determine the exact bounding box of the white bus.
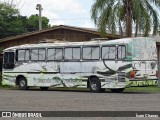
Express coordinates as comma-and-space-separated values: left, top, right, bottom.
2, 37, 158, 92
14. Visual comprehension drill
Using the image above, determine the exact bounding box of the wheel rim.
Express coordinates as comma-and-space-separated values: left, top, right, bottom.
20, 79, 26, 87
91, 81, 97, 90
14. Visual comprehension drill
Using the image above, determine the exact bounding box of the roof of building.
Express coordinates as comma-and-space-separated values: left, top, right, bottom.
0, 25, 121, 43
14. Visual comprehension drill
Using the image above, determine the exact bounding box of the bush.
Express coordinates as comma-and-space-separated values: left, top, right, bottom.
0, 72, 2, 85
0, 72, 2, 86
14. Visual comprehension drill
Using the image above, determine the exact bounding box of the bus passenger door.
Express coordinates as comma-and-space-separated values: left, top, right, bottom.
3, 52, 15, 70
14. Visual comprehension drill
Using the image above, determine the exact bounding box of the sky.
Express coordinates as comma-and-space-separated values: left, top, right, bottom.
1, 0, 96, 28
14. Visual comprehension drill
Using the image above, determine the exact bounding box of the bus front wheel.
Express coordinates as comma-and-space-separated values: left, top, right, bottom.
18, 77, 28, 90
89, 77, 101, 93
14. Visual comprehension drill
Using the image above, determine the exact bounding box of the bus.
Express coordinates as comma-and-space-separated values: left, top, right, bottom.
2, 37, 158, 93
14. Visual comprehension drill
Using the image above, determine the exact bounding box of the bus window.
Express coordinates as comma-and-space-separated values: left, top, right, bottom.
3, 52, 14, 69
18, 50, 25, 61
82, 47, 99, 60
39, 49, 46, 61
118, 46, 126, 59
17, 50, 30, 61
64, 48, 72, 60
47, 48, 63, 61
73, 48, 80, 60
31, 49, 38, 61
31, 49, 46, 61
102, 46, 116, 60
25, 50, 30, 61
64, 47, 80, 60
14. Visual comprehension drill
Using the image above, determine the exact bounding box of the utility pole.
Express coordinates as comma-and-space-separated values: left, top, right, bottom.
36, 4, 43, 30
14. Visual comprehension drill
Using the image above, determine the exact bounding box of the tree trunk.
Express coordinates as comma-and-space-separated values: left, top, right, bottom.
119, 20, 123, 36
135, 20, 138, 37
125, 0, 132, 37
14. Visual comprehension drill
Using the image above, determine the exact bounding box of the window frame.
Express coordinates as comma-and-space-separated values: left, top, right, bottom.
82, 46, 100, 60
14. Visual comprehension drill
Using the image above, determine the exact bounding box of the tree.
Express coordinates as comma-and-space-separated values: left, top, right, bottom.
91, 0, 160, 37
0, 2, 22, 38
0, 2, 50, 39
26, 14, 50, 32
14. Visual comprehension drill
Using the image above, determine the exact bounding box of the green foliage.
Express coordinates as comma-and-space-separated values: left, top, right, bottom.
91, 0, 160, 37
0, 2, 50, 39
0, 72, 2, 86
0, 2, 20, 38
26, 14, 50, 32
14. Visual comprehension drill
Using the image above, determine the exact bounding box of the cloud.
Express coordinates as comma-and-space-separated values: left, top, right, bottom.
81, 20, 95, 28
42, 0, 86, 14
0, 0, 92, 26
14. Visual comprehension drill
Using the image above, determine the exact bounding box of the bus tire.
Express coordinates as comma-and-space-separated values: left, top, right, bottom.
110, 88, 125, 93
40, 87, 49, 90
89, 77, 101, 93
18, 77, 28, 90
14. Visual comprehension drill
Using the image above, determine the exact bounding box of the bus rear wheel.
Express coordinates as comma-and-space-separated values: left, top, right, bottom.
89, 77, 101, 93
110, 88, 125, 93
18, 77, 28, 90
40, 87, 49, 90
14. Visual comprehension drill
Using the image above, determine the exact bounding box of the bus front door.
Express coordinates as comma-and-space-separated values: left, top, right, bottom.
3, 52, 15, 70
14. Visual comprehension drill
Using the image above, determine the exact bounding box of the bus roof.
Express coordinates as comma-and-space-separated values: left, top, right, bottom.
3, 37, 154, 51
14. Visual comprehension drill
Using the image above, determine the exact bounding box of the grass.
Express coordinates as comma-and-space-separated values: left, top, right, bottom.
125, 86, 160, 92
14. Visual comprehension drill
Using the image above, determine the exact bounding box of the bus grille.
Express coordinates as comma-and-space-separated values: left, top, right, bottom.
117, 72, 126, 82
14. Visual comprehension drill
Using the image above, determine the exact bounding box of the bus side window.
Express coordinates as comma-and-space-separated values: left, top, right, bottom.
102, 46, 116, 60
18, 50, 25, 61
64, 47, 81, 60
118, 46, 126, 59
31, 49, 38, 61
82, 46, 99, 60
47, 48, 63, 61
17, 49, 30, 61
55, 48, 63, 60
39, 49, 46, 61
31, 49, 46, 61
